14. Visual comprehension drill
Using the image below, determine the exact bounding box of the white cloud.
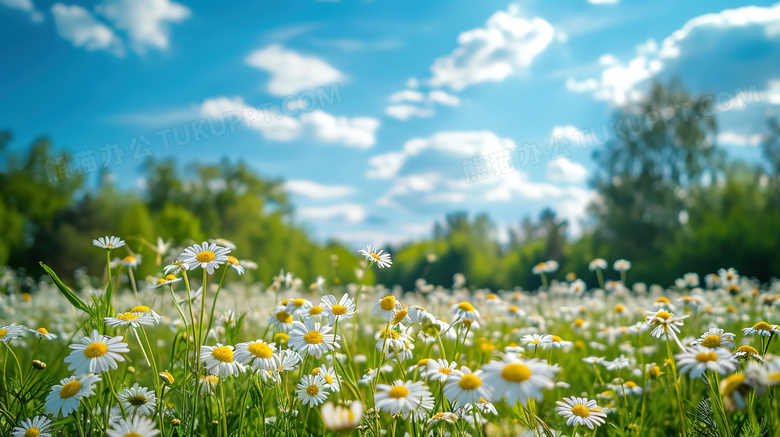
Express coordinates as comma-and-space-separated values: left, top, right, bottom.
95, 0, 190, 52
768, 79, 780, 105
427, 4, 555, 91
245, 44, 344, 96
283, 179, 356, 199
717, 130, 763, 147
1, 0, 42, 21
588, 0, 619, 4
568, 4, 780, 106
385, 89, 460, 121
424, 192, 466, 204
367, 131, 514, 179
299, 110, 380, 148
51, 4, 123, 55
546, 157, 589, 183
297, 203, 367, 224
199, 96, 379, 147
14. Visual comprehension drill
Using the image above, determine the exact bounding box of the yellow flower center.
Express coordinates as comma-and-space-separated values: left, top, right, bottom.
116, 313, 140, 321
274, 333, 289, 344
458, 374, 483, 390
388, 386, 409, 398
552, 336, 563, 343
369, 252, 382, 261
227, 255, 239, 266
439, 368, 452, 375
501, 363, 532, 382
60, 380, 82, 399
331, 305, 347, 315
309, 306, 323, 315
391, 309, 408, 325
325, 375, 333, 384
753, 321, 772, 331
656, 311, 673, 321
509, 305, 519, 313
212, 346, 234, 363
625, 381, 637, 388
614, 304, 625, 312
131, 305, 151, 313
124, 433, 142, 437
275, 311, 292, 324
458, 302, 475, 312
127, 394, 148, 406
701, 335, 722, 349
196, 251, 215, 263
84, 343, 108, 358
122, 256, 136, 262
380, 296, 396, 311
249, 343, 273, 359
307, 385, 319, 396
695, 352, 718, 363
156, 278, 167, 285
736, 345, 759, 356
293, 299, 306, 307
164, 275, 176, 281
574, 319, 585, 327
25, 428, 40, 437
571, 404, 591, 418
720, 373, 745, 397
304, 331, 324, 344
655, 297, 671, 304
36, 328, 49, 334
379, 328, 400, 339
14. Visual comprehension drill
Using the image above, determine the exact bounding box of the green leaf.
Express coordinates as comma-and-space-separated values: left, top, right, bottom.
39, 262, 91, 313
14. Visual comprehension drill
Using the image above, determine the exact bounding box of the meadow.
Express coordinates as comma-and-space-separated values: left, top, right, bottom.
0, 237, 778, 436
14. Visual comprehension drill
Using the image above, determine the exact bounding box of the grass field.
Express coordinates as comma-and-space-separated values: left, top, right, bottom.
0, 238, 779, 436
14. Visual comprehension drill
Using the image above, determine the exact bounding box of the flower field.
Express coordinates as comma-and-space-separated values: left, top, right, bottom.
1, 238, 779, 436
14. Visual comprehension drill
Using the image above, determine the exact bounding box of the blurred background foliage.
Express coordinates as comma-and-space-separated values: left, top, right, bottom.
2, 81, 780, 291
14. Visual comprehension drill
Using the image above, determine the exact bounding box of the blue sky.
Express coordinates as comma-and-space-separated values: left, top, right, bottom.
1, 0, 779, 247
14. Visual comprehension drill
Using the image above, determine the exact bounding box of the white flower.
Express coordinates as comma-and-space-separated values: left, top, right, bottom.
742, 321, 776, 337
690, 328, 735, 349
540, 335, 572, 350
589, 258, 607, 271
199, 375, 219, 396
0, 323, 28, 343
321, 401, 363, 431
209, 238, 237, 250
117, 383, 157, 417
288, 318, 338, 358
371, 295, 402, 321
296, 374, 330, 407
555, 397, 607, 430
426, 359, 458, 383
321, 294, 357, 325
644, 309, 688, 340
107, 415, 159, 437
200, 344, 245, 377
569, 279, 587, 294
683, 273, 700, 287
92, 236, 126, 250
104, 312, 156, 330
27, 326, 58, 340
177, 241, 231, 274
676, 346, 738, 378
450, 301, 480, 323
234, 340, 277, 371
120, 254, 142, 268
374, 380, 434, 420
312, 365, 341, 393
613, 259, 631, 272
45, 374, 101, 417
443, 367, 494, 406
359, 245, 392, 268
12, 416, 53, 437
604, 355, 631, 371
269, 306, 296, 333
64, 330, 129, 375
481, 356, 557, 405
226, 255, 245, 276
520, 333, 546, 350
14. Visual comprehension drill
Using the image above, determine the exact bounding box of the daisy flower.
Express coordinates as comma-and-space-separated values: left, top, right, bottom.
451, 301, 480, 323
199, 374, 219, 396
321, 294, 357, 325
129, 305, 165, 324
444, 367, 494, 405
105, 312, 156, 330
177, 241, 231, 274
288, 318, 338, 358
683, 273, 700, 287
742, 321, 775, 337
569, 279, 587, 294
118, 383, 157, 417
106, 416, 159, 437
276, 348, 302, 372
12, 416, 53, 437
64, 330, 129, 375
92, 236, 125, 250
321, 401, 364, 431
733, 345, 764, 362
371, 295, 402, 321
209, 238, 237, 250
163, 261, 186, 276
224, 256, 245, 275
588, 258, 607, 271
284, 298, 313, 317
520, 333, 546, 351
200, 344, 245, 377
120, 254, 141, 268
150, 274, 181, 289
312, 365, 341, 393
427, 359, 458, 383
374, 380, 434, 420
481, 356, 557, 405
358, 245, 392, 268
555, 397, 607, 430
45, 374, 102, 417
690, 328, 735, 349
269, 307, 295, 332
540, 335, 572, 350
234, 340, 277, 370
296, 374, 330, 407
27, 327, 57, 340
675, 346, 738, 378
0, 323, 27, 343
613, 259, 631, 272
644, 309, 688, 340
